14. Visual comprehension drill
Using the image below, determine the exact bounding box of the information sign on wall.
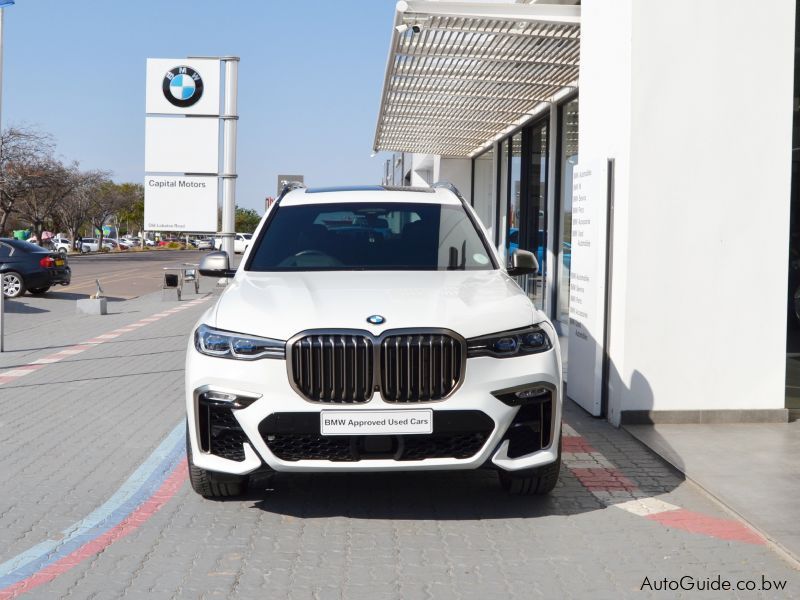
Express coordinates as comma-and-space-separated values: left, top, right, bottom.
567, 160, 609, 416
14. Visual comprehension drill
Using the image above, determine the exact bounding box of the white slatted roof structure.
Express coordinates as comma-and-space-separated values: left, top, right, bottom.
373, 1, 580, 158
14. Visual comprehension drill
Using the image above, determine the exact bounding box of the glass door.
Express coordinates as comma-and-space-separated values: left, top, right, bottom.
505, 118, 549, 310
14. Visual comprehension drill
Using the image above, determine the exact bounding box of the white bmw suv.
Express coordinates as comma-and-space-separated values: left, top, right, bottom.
186, 184, 562, 498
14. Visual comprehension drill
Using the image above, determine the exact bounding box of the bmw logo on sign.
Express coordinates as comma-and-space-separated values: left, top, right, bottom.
162, 66, 204, 108
367, 315, 386, 325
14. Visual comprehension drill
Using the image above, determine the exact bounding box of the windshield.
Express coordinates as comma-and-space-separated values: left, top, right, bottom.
247, 201, 496, 271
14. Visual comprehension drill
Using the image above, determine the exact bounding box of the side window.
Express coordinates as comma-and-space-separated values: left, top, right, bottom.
0, 244, 11, 259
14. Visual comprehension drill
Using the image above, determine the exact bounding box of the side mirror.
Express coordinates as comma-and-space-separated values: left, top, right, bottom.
199, 251, 236, 277
507, 249, 538, 277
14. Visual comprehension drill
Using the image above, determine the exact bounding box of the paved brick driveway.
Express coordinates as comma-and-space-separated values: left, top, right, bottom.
0, 286, 797, 599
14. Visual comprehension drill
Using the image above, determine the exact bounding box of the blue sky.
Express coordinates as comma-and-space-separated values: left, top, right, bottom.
1, 0, 396, 213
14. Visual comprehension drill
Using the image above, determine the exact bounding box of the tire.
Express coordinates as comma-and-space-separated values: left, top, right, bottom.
2, 272, 26, 298
498, 437, 562, 496
186, 424, 249, 499
58, 248, 67, 255
28, 286, 51, 296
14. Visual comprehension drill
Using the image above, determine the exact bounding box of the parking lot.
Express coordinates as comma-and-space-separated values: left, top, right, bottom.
0, 263, 796, 598
65, 250, 213, 300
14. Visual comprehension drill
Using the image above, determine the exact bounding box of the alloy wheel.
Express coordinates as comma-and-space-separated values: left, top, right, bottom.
3, 273, 22, 297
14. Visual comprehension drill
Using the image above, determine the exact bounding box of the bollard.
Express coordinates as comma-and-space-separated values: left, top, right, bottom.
76, 278, 108, 315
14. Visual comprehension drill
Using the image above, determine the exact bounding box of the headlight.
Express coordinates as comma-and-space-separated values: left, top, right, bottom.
466, 325, 551, 358
194, 324, 285, 360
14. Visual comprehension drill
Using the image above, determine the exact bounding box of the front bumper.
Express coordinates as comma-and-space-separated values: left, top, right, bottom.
185, 323, 562, 475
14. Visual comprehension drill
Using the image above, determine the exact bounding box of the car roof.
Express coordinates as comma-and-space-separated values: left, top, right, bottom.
280, 185, 462, 207
1, 239, 48, 252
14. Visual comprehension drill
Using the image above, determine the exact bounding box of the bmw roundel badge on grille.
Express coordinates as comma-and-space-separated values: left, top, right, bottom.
367, 315, 385, 325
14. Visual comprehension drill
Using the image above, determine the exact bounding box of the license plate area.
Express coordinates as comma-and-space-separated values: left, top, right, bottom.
54, 259, 65, 267
320, 409, 433, 436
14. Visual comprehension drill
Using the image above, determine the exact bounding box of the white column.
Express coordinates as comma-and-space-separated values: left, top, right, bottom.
580, 0, 796, 423
220, 57, 239, 262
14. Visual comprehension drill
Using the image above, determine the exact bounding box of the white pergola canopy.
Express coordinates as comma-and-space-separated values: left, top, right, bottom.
373, 1, 580, 158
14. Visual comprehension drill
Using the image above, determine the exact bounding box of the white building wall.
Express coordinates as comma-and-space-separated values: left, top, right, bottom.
581, 0, 795, 423
439, 158, 473, 204
472, 150, 496, 237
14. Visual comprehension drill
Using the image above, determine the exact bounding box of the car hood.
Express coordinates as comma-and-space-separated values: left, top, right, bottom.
210, 270, 538, 340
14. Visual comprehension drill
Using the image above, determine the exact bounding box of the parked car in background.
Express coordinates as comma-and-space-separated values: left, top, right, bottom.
99, 239, 120, 250
0, 238, 71, 297
123, 237, 155, 247
213, 233, 252, 254
80, 238, 114, 252
158, 237, 185, 247
80, 238, 100, 253
49, 237, 72, 254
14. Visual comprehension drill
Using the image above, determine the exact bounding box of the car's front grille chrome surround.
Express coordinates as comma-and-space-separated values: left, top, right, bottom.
287, 329, 466, 404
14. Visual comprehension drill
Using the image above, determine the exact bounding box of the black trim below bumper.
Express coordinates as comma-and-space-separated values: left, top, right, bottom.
258, 410, 495, 462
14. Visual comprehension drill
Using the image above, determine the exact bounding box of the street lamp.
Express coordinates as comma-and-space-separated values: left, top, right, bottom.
0, 0, 13, 130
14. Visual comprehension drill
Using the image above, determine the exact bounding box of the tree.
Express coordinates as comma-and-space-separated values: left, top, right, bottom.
88, 181, 127, 249
235, 206, 261, 233
0, 127, 53, 236
58, 169, 109, 245
116, 183, 144, 237
16, 160, 78, 247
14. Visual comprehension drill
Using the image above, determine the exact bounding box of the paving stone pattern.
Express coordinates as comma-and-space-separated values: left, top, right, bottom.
0, 286, 797, 599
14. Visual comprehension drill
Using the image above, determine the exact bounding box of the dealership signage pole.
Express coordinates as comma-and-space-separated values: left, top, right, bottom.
220, 57, 239, 260
145, 56, 239, 257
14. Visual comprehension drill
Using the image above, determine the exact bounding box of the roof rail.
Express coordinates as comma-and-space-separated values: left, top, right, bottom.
275, 180, 307, 204
432, 181, 466, 203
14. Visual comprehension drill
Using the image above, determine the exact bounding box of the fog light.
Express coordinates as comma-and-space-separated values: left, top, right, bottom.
202, 391, 237, 402
515, 387, 549, 400
198, 389, 260, 409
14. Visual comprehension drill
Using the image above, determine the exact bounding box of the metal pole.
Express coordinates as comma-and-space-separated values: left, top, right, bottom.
0, 7, 6, 352
220, 57, 239, 262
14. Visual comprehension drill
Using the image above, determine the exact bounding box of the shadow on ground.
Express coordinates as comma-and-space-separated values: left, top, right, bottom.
248, 469, 584, 520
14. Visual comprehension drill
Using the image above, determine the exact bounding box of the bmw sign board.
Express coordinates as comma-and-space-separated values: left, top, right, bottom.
145, 58, 221, 115
145, 57, 225, 233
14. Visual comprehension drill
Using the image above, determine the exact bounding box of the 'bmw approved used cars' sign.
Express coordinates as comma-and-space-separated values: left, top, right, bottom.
320, 409, 433, 436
